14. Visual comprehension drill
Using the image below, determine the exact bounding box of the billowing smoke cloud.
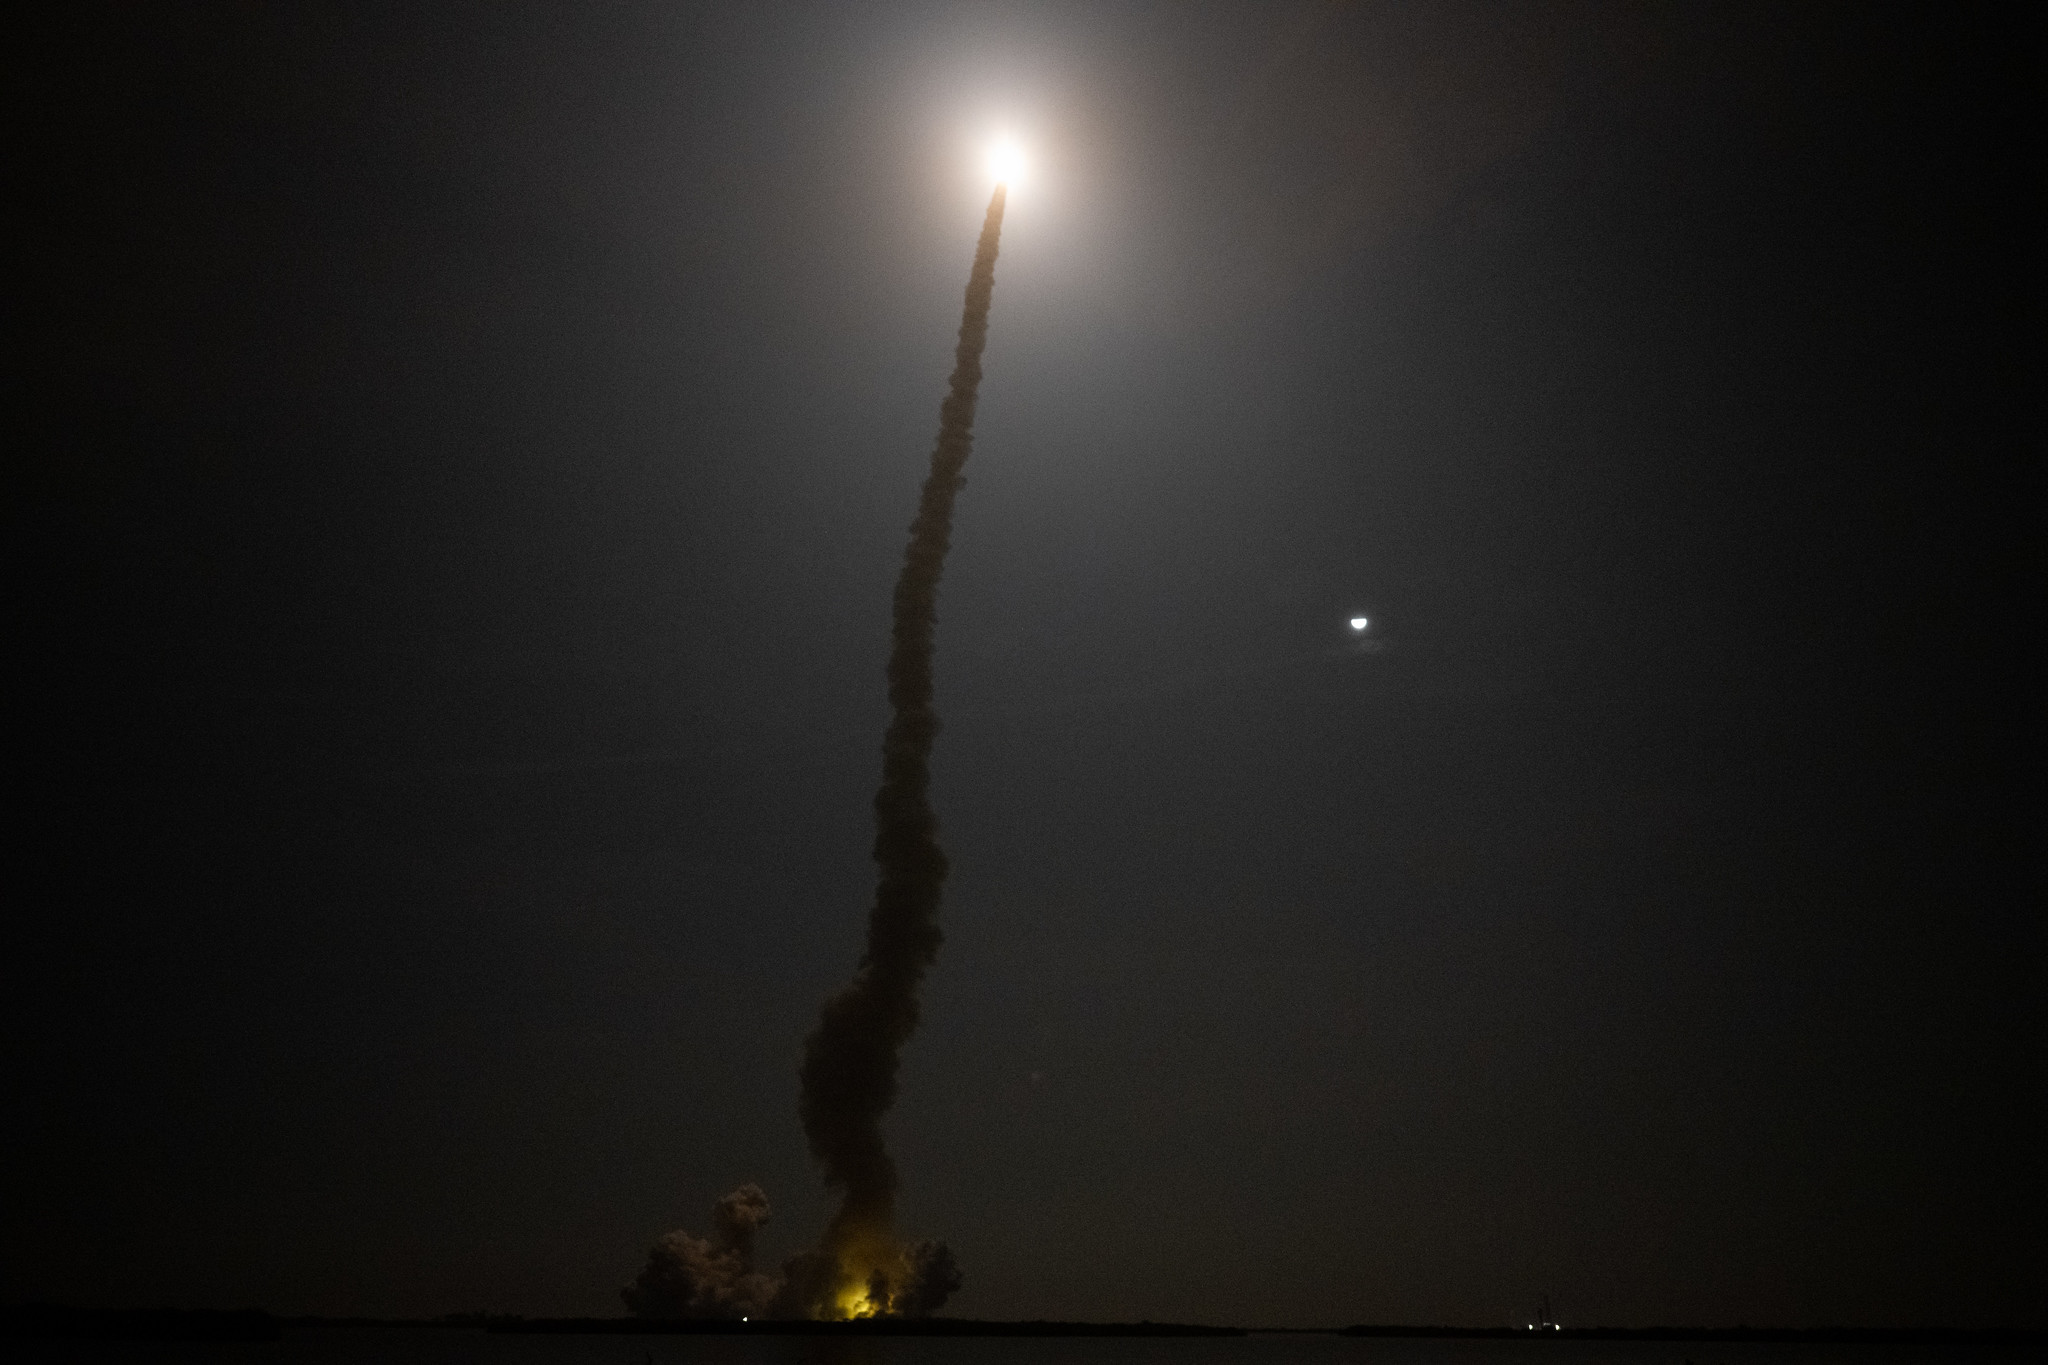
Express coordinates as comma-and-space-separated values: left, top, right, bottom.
622, 1184, 778, 1319
626, 185, 1005, 1324
625, 1186, 964, 1322
786, 183, 1007, 1319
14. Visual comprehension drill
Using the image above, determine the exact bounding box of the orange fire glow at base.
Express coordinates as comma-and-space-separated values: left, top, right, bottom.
832, 1285, 881, 1321
811, 1222, 920, 1320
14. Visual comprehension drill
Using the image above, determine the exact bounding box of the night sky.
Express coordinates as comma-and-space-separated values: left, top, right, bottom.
11, 0, 2035, 1330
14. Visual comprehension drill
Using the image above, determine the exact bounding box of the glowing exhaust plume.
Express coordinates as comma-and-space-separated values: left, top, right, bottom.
985, 138, 1027, 187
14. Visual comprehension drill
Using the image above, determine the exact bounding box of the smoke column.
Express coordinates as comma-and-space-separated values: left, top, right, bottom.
622, 184, 1001, 1326
789, 184, 1007, 1318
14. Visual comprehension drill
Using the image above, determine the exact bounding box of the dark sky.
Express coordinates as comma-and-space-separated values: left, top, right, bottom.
10, 0, 2035, 1329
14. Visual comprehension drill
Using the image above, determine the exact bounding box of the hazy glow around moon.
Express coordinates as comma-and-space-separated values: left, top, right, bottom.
985, 138, 1027, 186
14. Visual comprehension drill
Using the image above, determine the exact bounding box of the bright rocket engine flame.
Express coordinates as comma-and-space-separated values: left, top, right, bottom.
835, 1285, 880, 1320
985, 138, 1026, 186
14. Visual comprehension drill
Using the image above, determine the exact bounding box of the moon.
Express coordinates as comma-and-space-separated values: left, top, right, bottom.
1349, 616, 1369, 632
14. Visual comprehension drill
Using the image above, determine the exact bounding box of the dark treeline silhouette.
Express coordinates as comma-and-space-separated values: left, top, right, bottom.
502, 1317, 1243, 1336
1339, 1324, 2041, 1344
2, 1306, 280, 1341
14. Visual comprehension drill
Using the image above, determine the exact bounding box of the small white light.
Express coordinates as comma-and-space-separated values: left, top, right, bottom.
1349, 616, 1369, 631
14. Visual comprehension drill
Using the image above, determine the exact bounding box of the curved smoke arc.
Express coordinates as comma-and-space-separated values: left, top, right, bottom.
791, 183, 1007, 1318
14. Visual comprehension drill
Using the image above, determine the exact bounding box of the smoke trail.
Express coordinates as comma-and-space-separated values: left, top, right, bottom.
788, 184, 1007, 1319
623, 1184, 778, 1319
